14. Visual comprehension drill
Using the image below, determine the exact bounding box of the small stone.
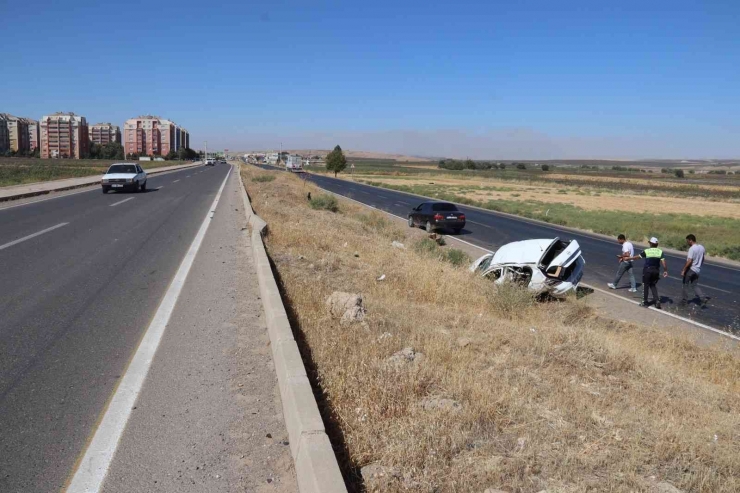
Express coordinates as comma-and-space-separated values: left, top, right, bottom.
419, 396, 462, 413
353, 252, 360, 257
266, 433, 272, 438
385, 347, 424, 369
391, 241, 405, 249
456, 337, 472, 348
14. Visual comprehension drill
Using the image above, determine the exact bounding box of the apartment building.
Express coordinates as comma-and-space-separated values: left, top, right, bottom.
0, 114, 9, 153
40, 112, 89, 159
123, 116, 190, 156
26, 119, 39, 152
89, 123, 121, 145
0, 113, 33, 153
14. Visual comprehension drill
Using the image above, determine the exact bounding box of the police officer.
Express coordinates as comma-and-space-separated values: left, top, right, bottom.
624, 237, 668, 309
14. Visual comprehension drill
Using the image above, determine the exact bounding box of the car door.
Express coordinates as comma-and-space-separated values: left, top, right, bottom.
411, 203, 425, 225
542, 239, 582, 279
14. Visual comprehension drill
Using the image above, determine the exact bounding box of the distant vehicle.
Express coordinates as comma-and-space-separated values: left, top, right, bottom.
470, 238, 585, 298
101, 163, 147, 193
205, 158, 215, 166
285, 154, 303, 172
408, 201, 466, 233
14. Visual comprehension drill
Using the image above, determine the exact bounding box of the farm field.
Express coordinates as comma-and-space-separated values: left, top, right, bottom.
0, 157, 191, 187
242, 165, 740, 492
311, 160, 740, 260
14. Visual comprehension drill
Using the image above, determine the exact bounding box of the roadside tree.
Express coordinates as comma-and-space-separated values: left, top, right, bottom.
674, 169, 685, 178
325, 145, 347, 177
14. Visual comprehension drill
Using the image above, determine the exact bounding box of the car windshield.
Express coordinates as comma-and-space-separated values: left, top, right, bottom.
107, 165, 137, 174
432, 203, 458, 212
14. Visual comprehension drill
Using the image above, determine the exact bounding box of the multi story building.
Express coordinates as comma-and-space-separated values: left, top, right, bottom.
89, 123, 121, 145
0, 114, 9, 153
123, 116, 190, 157
25, 118, 39, 152
0, 113, 31, 153
40, 112, 89, 159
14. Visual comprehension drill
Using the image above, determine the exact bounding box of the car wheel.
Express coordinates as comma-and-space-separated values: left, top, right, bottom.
102, 187, 109, 194
408, 216, 414, 227
141, 181, 147, 192
426, 221, 435, 233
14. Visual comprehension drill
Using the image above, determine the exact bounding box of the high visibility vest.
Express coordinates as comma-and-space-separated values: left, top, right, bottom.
643, 247, 663, 271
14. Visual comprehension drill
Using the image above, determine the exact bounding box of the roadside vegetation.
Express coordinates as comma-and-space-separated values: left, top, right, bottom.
0, 157, 192, 187
242, 164, 740, 492
358, 180, 740, 261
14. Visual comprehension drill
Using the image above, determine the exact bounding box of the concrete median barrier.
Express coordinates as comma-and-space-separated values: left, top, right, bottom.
237, 164, 347, 493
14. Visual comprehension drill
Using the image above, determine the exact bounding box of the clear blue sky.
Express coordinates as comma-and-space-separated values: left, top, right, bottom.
2, 0, 739, 158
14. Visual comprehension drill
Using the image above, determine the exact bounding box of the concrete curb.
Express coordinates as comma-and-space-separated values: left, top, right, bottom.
236, 164, 347, 493
0, 162, 204, 203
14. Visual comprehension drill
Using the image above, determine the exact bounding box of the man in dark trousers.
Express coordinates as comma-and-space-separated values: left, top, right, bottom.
680, 234, 707, 306
624, 237, 668, 309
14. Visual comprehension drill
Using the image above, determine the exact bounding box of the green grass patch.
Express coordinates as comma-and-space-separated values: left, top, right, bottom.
309, 194, 339, 212
441, 248, 470, 267
252, 174, 275, 183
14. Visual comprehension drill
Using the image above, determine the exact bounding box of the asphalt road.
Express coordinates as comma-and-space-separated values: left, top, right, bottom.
256, 164, 739, 334
0, 163, 231, 491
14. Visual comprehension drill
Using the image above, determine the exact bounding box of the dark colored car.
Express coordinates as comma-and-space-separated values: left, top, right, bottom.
408, 201, 466, 233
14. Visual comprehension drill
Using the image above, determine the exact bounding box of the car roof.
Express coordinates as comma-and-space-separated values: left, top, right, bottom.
491, 239, 555, 265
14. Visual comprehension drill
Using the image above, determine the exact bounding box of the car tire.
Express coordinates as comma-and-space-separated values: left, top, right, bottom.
140, 181, 147, 192
426, 221, 435, 233
408, 217, 414, 228
102, 187, 109, 194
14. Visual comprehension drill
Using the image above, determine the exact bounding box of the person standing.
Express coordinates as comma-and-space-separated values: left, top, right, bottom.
681, 234, 707, 306
624, 237, 668, 309
608, 234, 637, 292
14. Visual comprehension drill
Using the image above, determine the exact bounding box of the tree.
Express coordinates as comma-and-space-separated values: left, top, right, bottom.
674, 169, 685, 178
516, 163, 526, 170
541, 164, 550, 171
165, 149, 178, 161
325, 145, 347, 177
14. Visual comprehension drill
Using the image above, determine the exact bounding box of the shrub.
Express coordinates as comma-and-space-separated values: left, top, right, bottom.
674, 169, 685, 178
441, 248, 470, 267
309, 194, 339, 212
541, 164, 550, 171
516, 163, 526, 170
252, 174, 275, 182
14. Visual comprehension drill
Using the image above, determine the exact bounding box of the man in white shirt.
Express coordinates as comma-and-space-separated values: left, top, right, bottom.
608, 234, 637, 292
681, 234, 707, 306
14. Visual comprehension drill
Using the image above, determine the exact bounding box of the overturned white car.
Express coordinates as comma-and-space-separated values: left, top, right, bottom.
470, 238, 585, 298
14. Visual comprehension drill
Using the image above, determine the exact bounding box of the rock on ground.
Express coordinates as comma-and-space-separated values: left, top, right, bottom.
325, 291, 366, 325
385, 347, 424, 369
419, 396, 462, 413
361, 463, 401, 492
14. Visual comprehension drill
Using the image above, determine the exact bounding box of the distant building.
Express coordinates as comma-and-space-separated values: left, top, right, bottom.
0, 114, 10, 153
26, 118, 39, 152
0, 113, 30, 153
89, 123, 121, 145
123, 115, 189, 157
40, 112, 89, 159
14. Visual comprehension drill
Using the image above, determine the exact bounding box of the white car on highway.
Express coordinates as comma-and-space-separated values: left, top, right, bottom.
101, 163, 148, 193
470, 237, 585, 298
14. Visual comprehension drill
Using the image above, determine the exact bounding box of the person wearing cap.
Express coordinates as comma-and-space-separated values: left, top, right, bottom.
607, 234, 637, 292
680, 234, 707, 307
624, 237, 668, 308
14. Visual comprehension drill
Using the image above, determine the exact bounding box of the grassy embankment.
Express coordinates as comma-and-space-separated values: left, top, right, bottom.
0, 157, 191, 187
358, 179, 740, 260
242, 165, 740, 492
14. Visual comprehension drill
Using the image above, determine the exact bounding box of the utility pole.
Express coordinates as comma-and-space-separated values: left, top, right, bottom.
204, 141, 207, 163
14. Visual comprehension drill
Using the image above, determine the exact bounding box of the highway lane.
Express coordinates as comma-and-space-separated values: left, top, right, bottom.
0, 163, 230, 492
256, 165, 739, 333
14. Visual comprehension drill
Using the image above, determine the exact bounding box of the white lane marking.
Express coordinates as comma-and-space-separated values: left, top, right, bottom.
65, 167, 232, 492
185, 176, 191, 178
0, 222, 69, 251
173, 179, 180, 183
585, 284, 740, 342
316, 186, 740, 342
155, 186, 163, 190
109, 197, 134, 207
665, 276, 731, 294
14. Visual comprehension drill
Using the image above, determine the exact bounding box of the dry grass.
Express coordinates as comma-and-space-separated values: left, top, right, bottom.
242, 165, 740, 493
348, 175, 740, 219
